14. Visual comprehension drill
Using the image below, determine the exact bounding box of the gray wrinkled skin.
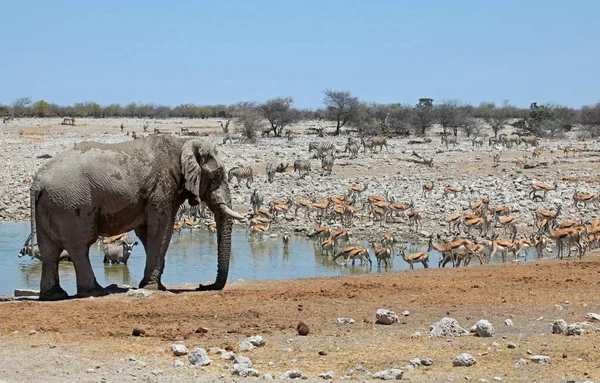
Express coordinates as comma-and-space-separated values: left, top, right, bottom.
30, 135, 234, 300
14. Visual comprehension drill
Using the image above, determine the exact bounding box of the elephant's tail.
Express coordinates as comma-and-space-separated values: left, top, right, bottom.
28, 186, 37, 257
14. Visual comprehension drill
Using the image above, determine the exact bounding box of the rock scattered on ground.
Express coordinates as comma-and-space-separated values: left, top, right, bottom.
566, 323, 584, 336
238, 335, 265, 351
280, 369, 302, 379
296, 322, 310, 336
552, 319, 568, 334
530, 355, 552, 364
372, 368, 404, 380
188, 347, 212, 366
430, 317, 469, 337
376, 309, 399, 325
170, 344, 188, 356
336, 317, 355, 324
472, 319, 496, 337
453, 353, 477, 367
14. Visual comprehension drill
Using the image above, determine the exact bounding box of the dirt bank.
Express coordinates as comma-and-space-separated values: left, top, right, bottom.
1, 255, 600, 382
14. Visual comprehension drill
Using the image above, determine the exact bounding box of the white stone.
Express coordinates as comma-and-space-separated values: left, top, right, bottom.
372, 368, 404, 380
336, 318, 355, 324
280, 369, 302, 379
453, 353, 477, 367
126, 288, 153, 298
504, 319, 514, 326
170, 344, 188, 356
473, 320, 495, 337
173, 360, 184, 368
430, 317, 469, 337
188, 347, 212, 366
530, 355, 551, 364
376, 309, 399, 325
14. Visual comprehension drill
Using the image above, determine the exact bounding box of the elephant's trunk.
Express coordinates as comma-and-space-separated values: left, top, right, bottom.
198, 186, 234, 291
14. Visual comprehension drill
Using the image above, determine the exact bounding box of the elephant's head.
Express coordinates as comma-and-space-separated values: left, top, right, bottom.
180, 139, 246, 290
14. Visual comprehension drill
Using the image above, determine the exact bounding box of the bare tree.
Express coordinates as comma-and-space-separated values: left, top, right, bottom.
237, 109, 263, 140
323, 89, 361, 135
459, 117, 481, 138
580, 102, 600, 138
12, 97, 32, 117
412, 98, 435, 136
259, 97, 298, 137
373, 103, 411, 136
437, 100, 461, 136
479, 102, 510, 137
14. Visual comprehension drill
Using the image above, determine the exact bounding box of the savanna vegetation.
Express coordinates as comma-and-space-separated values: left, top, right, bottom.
2, 92, 599, 139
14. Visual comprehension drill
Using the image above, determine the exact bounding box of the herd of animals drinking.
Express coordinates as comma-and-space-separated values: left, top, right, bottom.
20, 131, 598, 276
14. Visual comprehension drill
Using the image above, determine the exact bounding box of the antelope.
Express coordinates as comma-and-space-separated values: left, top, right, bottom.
282, 233, 291, 248
531, 148, 542, 159
307, 225, 331, 245
460, 215, 490, 236
428, 235, 474, 268
535, 205, 561, 226
173, 220, 184, 231
249, 216, 271, 227
497, 215, 518, 236
381, 234, 397, 255
100, 233, 128, 244
493, 152, 501, 163
488, 235, 515, 261
532, 234, 548, 258
408, 210, 421, 232
344, 203, 365, 225
270, 201, 291, 220
491, 206, 510, 220
537, 221, 585, 259
529, 181, 558, 201
573, 190, 600, 210
333, 246, 372, 266
307, 199, 331, 222
257, 208, 273, 220
563, 146, 572, 157
330, 228, 351, 244
572, 144, 586, 156
445, 213, 464, 235
294, 199, 312, 217
515, 157, 526, 168
385, 200, 413, 222
422, 181, 434, 198
371, 206, 386, 226
443, 185, 463, 199
397, 244, 429, 269
347, 183, 368, 199
330, 203, 347, 225
321, 237, 336, 257
369, 239, 392, 268
511, 236, 532, 259
249, 222, 271, 238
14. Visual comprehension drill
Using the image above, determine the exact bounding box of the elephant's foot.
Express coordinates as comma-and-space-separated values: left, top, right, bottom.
39, 285, 69, 301
76, 283, 106, 299
139, 279, 166, 291
197, 282, 225, 291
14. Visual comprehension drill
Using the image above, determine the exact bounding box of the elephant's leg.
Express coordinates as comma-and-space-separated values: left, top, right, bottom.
65, 243, 104, 298
37, 225, 68, 301
136, 222, 172, 291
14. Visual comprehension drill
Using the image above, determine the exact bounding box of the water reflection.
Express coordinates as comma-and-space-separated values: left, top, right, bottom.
0, 221, 557, 296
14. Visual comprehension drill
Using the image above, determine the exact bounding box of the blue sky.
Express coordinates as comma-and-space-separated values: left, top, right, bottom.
0, 1, 597, 108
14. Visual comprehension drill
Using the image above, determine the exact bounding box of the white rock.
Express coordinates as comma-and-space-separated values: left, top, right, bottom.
170, 344, 188, 356
566, 323, 584, 336
280, 369, 302, 379
336, 318, 355, 324
411, 332, 421, 339
234, 355, 252, 368
402, 310, 410, 316
530, 355, 551, 364
126, 289, 153, 298
552, 319, 568, 334
515, 358, 526, 367
372, 368, 404, 380
504, 319, 514, 326
421, 358, 434, 366
430, 317, 468, 337
453, 353, 477, 367
188, 347, 212, 366
318, 371, 335, 379
173, 360, 184, 368
585, 313, 600, 321
376, 309, 399, 325
473, 319, 495, 337
220, 351, 235, 360
239, 335, 265, 351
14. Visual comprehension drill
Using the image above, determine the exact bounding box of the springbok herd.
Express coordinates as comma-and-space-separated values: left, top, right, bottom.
171, 129, 600, 272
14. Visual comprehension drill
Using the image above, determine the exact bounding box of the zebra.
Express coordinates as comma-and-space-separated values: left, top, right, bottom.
441, 135, 458, 148
471, 136, 484, 148
344, 142, 359, 158
362, 137, 388, 153
309, 142, 336, 157
176, 200, 203, 222
266, 162, 276, 183
293, 159, 311, 179
250, 189, 264, 213
228, 166, 254, 188
321, 154, 334, 176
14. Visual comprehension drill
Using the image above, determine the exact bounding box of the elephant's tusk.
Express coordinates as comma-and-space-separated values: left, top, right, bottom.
220, 204, 247, 222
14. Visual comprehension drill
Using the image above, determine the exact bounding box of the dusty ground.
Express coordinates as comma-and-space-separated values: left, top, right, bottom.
2, 118, 600, 382
1, 255, 600, 382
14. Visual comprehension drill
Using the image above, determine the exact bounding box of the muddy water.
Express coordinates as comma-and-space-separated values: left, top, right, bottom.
0, 222, 548, 296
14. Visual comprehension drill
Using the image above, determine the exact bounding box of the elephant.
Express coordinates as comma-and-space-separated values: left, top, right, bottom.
27, 135, 246, 301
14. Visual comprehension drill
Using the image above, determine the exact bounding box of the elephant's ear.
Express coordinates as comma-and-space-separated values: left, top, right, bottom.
181, 140, 205, 197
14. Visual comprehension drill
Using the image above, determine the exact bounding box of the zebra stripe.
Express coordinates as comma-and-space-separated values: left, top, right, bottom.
309, 141, 336, 156
321, 154, 334, 176
228, 166, 254, 187
250, 189, 264, 213
293, 159, 311, 179
176, 200, 203, 221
